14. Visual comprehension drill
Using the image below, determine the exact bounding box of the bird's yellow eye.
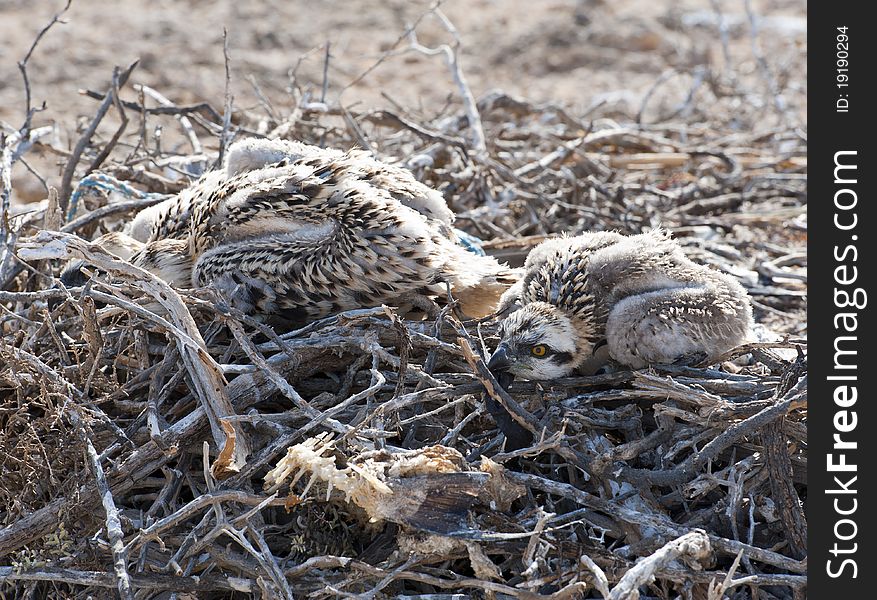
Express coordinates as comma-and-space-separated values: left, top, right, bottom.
531, 345, 548, 357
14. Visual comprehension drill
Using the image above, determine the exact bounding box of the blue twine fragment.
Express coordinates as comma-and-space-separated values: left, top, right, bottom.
66, 173, 165, 222
453, 227, 486, 256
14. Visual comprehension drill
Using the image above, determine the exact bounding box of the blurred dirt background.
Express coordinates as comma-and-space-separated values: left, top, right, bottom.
2, 0, 805, 203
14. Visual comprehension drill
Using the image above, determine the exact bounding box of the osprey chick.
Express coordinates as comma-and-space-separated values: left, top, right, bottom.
62, 139, 514, 322
488, 230, 753, 378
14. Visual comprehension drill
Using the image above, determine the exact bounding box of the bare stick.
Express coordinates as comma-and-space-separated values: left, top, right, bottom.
340, 1, 443, 96
406, 13, 487, 159
85, 66, 131, 175
617, 376, 806, 487
130, 490, 282, 552
61, 195, 169, 234
58, 60, 139, 215
1, 124, 53, 283
636, 69, 677, 125
607, 530, 711, 600
136, 84, 202, 154
743, 0, 785, 113
224, 316, 350, 436
86, 439, 134, 600
0, 566, 254, 593
457, 336, 537, 435
0, 133, 20, 277
216, 28, 234, 167
17, 0, 73, 130
320, 41, 331, 104
579, 554, 611, 598
760, 358, 807, 558
82, 89, 224, 122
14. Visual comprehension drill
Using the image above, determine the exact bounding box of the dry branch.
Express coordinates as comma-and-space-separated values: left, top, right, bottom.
58, 60, 139, 215
607, 530, 711, 600
85, 439, 134, 600
17, 230, 250, 473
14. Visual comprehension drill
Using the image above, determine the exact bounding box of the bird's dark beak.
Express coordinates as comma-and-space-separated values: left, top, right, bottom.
59, 260, 89, 289
487, 343, 513, 373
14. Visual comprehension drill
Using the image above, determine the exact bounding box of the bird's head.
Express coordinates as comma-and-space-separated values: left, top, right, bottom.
489, 302, 594, 380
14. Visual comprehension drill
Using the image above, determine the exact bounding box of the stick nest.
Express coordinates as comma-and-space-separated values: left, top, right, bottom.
1, 9, 806, 599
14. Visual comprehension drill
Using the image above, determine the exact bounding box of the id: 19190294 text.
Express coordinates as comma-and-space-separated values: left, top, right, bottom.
836, 26, 850, 112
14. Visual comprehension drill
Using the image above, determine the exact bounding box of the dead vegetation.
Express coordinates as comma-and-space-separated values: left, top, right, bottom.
1, 1, 806, 598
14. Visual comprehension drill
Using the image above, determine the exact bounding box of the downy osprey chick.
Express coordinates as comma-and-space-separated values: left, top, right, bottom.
62, 139, 515, 321
488, 229, 753, 378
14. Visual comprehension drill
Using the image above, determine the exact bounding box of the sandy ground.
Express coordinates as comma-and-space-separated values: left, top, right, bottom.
1, 0, 805, 201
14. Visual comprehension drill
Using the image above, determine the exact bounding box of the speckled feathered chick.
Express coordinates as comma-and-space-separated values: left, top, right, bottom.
63, 139, 515, 322
488, 229, 753, 378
